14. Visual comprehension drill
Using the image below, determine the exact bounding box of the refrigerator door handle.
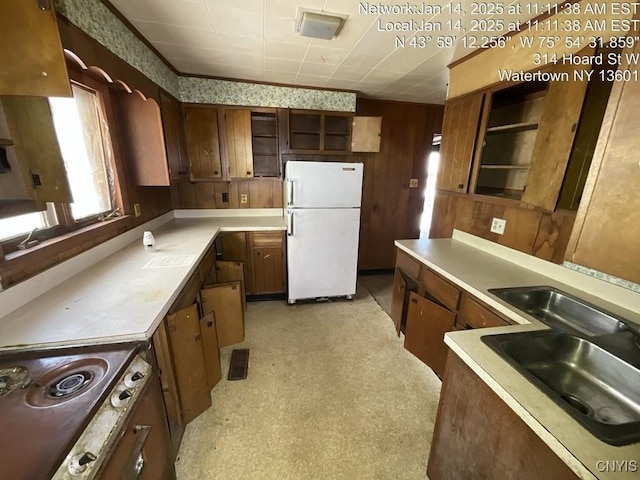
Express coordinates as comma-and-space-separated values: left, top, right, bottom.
286, 179, 294, 206
287, 211, 294, 236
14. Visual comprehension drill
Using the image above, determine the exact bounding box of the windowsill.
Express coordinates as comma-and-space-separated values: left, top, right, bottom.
0, 216, 133, 288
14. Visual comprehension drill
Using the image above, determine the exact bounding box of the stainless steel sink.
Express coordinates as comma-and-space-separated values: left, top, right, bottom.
489, 286, 629, 336
482, 331, 640, 445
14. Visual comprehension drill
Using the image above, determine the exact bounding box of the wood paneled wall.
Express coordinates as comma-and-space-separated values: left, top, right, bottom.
430, 191, 575, 264
171, 179, 283, 209
353, 99, 444, 270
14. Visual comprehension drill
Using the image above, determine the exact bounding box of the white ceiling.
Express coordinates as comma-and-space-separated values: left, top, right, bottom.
109, 0, 541, 104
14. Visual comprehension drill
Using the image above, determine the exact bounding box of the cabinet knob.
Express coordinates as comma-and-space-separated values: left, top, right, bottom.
214, 170, 219, 175
458, 184, 464, 189
247, 171, 252, 175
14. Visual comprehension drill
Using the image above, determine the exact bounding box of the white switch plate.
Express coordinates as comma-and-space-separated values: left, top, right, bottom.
133, 203, 141, 217
490, 217, 506, 235
409, 178, 419, 188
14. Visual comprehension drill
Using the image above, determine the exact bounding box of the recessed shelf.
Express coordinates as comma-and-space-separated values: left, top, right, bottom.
486, 122, 539, 134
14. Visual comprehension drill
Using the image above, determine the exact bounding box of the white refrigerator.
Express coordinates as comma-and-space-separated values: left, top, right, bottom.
285, 161, 364, 304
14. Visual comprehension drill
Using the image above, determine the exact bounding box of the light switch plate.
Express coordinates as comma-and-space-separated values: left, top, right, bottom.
409, 178, 418, 188
490, 217, 506, 235
134, 203, 141, 217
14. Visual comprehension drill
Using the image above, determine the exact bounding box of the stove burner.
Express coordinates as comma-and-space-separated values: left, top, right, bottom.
48, 371, 93, 398
0, 366, 30, 397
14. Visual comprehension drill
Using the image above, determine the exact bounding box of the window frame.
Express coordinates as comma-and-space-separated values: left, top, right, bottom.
0, 67, 128, 256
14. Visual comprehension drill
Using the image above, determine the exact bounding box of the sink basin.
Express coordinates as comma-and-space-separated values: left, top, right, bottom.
489, 286, 628, 336
482, 331, 640, 445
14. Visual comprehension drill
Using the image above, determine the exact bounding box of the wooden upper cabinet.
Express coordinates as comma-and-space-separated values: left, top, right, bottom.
437, 93, 484, 193
184, 106, 222, 179
287, 110, 353, 154
117, 91, 170, 186
0, 1, 71, 97
521, 64, 590, 211
0, 96, 72, 206
159, 90, 188, 181
351, 116, 382, 152
224, 109, 253, 179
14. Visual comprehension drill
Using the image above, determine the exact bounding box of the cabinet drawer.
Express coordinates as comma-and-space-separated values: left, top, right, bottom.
395, 249, 421, 279
421, 268, 461, 312
251, 231, 283, 247
458, 294, 510, 329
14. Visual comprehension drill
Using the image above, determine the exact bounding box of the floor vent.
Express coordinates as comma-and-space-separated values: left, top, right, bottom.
228, 349, 250, 380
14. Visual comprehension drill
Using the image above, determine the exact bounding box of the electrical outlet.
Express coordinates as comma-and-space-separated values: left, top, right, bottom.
134, 203, 141, 217
490, 217, 506, 235
240, 194, 248, 204
409, 178, 419, 188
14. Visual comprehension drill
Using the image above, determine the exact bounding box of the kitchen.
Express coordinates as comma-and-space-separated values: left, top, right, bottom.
1, 0, 640, 479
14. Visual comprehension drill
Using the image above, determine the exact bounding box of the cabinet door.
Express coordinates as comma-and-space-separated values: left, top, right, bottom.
217, 232, 251, 293
165, 304, 212, 424
215, 260, 246, 310
404, 292, 456, 378
390, 269, 408, 336
200, 312, 222, 390
159, 90, 187, 181
184, 106, 222, 179
117, 92, 170, 186
0, 96, 72, 204
224, 109, 253, 178
437, 93, 484, 193
201, 282, 245, 347
351, 116, 382, 152
567, 40, 640, 284
252, 246, 285, 294
522, 64, 590, 211
0, 1, 70, 97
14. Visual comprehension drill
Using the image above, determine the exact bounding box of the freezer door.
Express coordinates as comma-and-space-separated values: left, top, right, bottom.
285, 161, 363, 208
287, 208, 360, 302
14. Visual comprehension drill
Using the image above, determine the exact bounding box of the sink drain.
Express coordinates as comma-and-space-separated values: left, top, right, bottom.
560, 393, 594, 417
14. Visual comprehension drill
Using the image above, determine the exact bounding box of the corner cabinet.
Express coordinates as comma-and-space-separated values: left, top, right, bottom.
159, 90, 188, 181
287, 110, 353, 154
438, 52, 610, 213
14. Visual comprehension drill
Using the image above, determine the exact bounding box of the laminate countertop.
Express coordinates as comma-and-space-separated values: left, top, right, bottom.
396, 231, 640, 480
0, 211, 285, 351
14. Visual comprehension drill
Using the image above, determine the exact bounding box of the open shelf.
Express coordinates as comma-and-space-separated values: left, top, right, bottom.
480, 164, 530, 170
486, 122, 538, 134
473, 81, 548, 200
250, 112, 279, 177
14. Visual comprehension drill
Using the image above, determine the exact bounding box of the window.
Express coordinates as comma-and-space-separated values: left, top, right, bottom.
0, 71, 122, 253
49, 84, 115, 220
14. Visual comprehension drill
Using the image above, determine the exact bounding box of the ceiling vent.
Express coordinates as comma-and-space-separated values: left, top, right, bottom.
296, 10, 347, 40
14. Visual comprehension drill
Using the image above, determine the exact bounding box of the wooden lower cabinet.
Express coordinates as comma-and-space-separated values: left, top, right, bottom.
217, 230, 286, 296
457, 293, 510, 329
428, 352, 579, 480
404, 292, 455, 378
250, 232, 285, 294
